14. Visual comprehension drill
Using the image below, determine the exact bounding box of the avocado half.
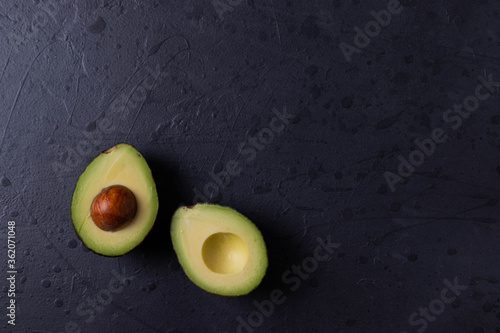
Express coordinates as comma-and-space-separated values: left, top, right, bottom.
71, 143, 158, 256
171, 204, 268, 296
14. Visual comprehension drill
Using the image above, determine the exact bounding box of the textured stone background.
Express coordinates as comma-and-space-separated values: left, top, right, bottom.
0, 0, 499, 332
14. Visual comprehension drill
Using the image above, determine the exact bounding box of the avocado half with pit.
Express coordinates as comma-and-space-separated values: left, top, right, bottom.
71, 143, 158, 256
171, 204, 268, 296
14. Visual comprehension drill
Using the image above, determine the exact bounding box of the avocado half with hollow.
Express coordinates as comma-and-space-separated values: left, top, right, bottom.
71, 143, 158, 256
171, 204, 268, 296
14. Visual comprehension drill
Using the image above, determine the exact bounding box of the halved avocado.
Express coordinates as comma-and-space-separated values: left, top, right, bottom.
171, 204, 268, 296
71, 143, 158, 256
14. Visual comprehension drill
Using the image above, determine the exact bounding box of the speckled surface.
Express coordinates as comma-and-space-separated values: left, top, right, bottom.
0, 0, 500, 332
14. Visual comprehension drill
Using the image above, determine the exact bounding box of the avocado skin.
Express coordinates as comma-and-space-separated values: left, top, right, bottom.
70, 142, 158, 257
170, 203, 268, 296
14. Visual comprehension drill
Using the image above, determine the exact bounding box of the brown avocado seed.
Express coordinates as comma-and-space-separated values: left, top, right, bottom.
90, 185, 137, 232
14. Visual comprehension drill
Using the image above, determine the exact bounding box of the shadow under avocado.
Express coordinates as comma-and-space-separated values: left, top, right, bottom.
134, 158, 304, 299
242, 210, 304, 300
135, 156, 183, 256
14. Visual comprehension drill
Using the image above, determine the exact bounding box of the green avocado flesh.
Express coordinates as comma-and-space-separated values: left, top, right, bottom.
71, 143, 158, 256
171, 204, 268, 296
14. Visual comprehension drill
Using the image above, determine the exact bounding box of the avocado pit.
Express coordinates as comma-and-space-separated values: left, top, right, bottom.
90, 185, 137, 232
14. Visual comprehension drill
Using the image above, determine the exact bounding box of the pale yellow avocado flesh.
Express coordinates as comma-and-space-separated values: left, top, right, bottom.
171, 204, 268, 296
71, 143, 158, 256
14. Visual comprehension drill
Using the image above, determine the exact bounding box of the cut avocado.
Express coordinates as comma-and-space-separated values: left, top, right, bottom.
171, 204, 267, 296
71, 143, 158, 256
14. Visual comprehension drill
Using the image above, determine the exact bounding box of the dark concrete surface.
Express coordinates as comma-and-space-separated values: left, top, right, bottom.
0, 0, 499, 332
